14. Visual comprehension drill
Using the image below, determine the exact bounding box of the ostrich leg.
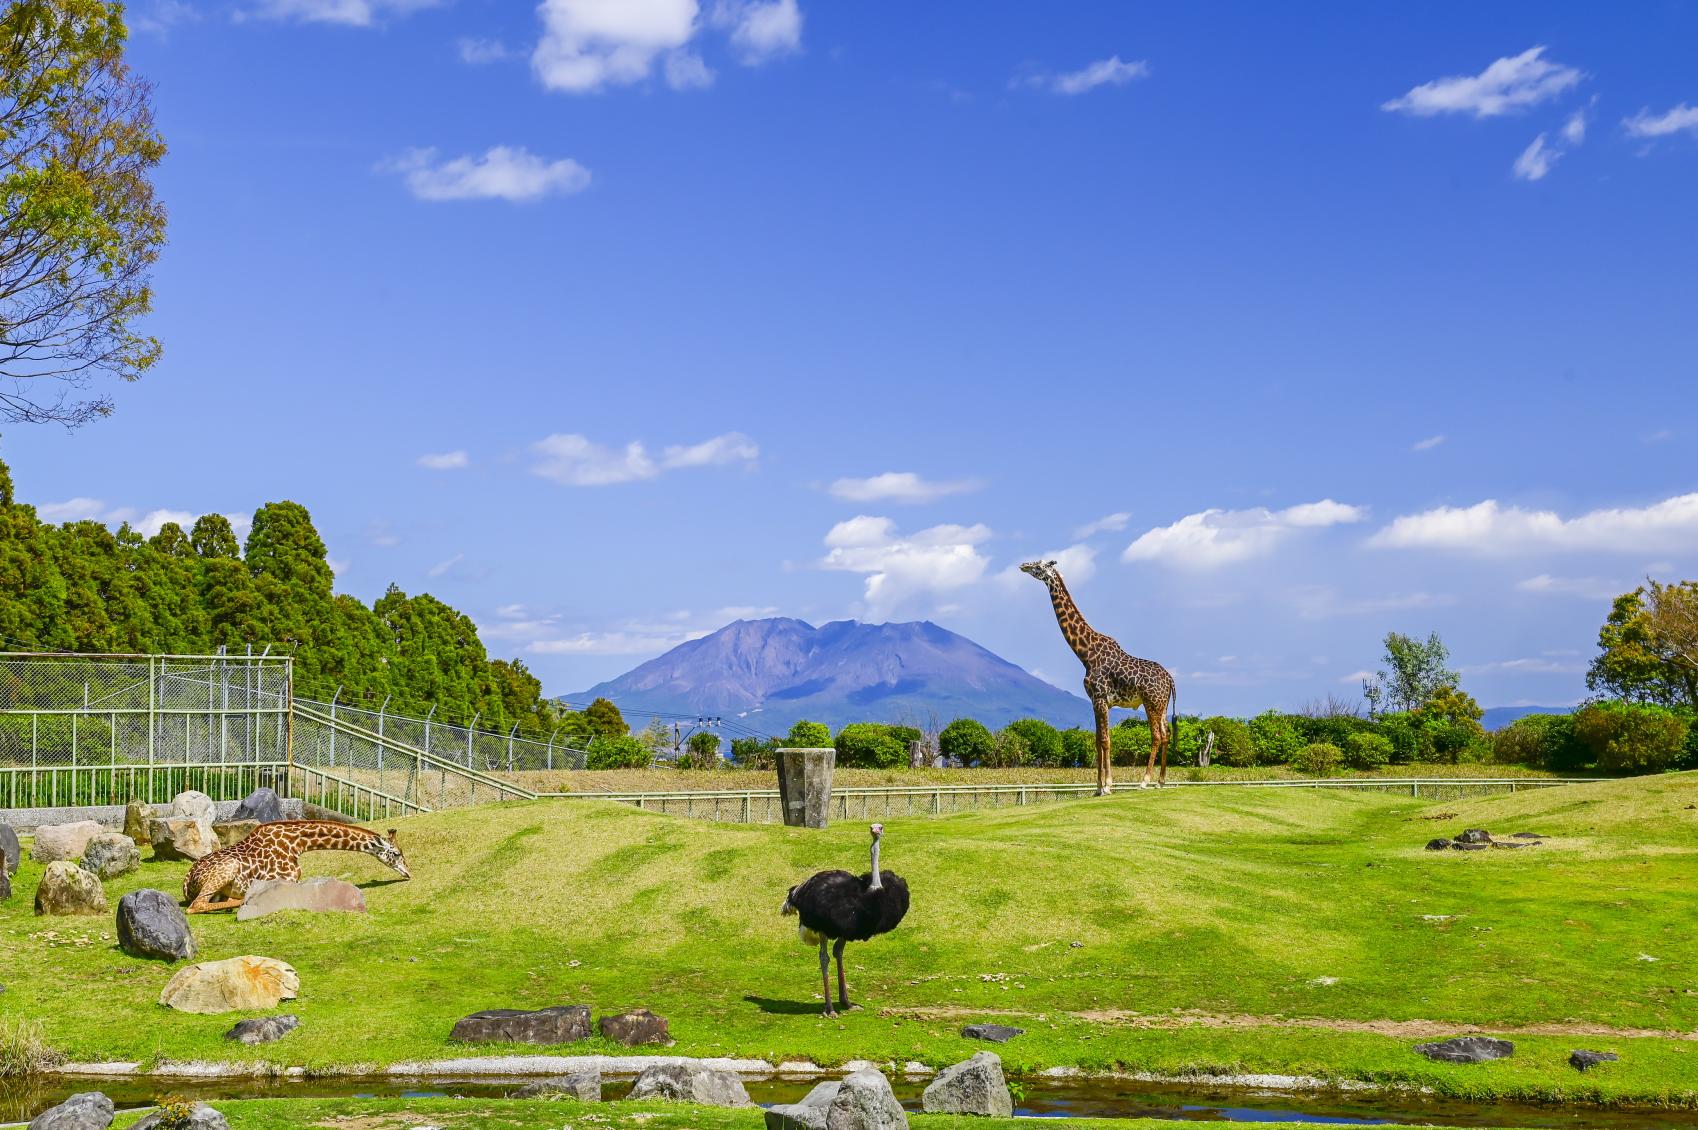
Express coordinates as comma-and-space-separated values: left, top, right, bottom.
1093, 698, 1112, 796
834, 938, 853, 1011
819, 938, 835, 1017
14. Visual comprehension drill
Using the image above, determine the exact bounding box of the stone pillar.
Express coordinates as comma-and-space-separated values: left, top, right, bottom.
777, 748, 835, 829
908, 740, 926, 769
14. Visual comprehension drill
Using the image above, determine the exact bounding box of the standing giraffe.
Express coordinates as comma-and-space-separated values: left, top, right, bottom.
1020, 559, 1178, 794
182, 820, 410, 913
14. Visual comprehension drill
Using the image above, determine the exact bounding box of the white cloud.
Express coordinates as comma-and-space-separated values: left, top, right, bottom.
1623, 103, 1698, 140
663, 49, 715, 89
532, 0, 699, 93
426, 552, 463, 578
38, 498, 107, 523
530, 628, 710, 655
384, 147, 591, 203
714, 0, 802, 63
458, 37, 512, 64
1288, 587, 1455, 620
417, 450, 469, 470
530, 431, 756, 486
1339, 669, 1376, 684
37, 499, 247, 540
135, 509, 195, 538
130, 0, 199, 35
1074, 511, 1131, 539
1382, 47, 1582, 118
1513, 132, 1559, 181
828, 472, 980, 505
327, 556, 351, 577
998, 544, 1098, 587
1017, 55, 1149, 96
245, 0, 441, 27
820, 516, 992, 616
1123, 500, 1368, 567
1460, 657, 1586, 675
1369, 493, 1698, 555
1516, 574, 1623, 600
1412, 434, 1446, 452
1563, 107, 1588, 144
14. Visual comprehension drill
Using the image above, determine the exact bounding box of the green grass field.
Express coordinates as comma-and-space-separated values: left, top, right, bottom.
3, 773, 1696, 1107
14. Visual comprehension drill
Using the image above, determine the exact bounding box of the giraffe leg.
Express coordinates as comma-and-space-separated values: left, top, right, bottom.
1142, 711, 1158, 789
819, 938, 836, 1018
1156, 706, 1169, 788
1093, 698, 1112, 796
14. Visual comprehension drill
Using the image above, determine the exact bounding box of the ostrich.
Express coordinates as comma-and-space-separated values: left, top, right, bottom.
781, 822, 910, 1017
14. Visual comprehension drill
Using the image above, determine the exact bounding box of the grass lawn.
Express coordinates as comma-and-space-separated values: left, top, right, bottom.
3, 773, 1696, 1106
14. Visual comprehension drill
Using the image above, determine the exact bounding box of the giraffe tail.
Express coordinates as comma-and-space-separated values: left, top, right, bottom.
1170, 683, 1180, 766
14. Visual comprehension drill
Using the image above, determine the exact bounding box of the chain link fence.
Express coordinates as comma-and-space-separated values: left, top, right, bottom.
296, 696, 588, 773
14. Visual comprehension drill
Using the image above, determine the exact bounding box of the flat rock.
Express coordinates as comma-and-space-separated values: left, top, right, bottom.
80, 832, 141, 880
129, 1103, 228, 1130
225, 1014, 299, 1045
1414, 1036, 1514, 1064
149, 816, 217, 862
232, 786, 287, 824
451, 1005, 592, 1045
214, 820, 260, 848
1423, 838, 1453, 851
159, 955, 299, 1014
921, 1051, 1013, 1117
35, 861, 109, 916
123, 800, 153, 846
117, 888, 196, 961
629, 1062, 753, 1107
1570, 1049, 1618, 1072
599, 1008, 670, 1046
1511, 832, 1544, 840
1450, 841, 1490, 852
1490, 840, 1533, 850
31, 821, 106, 863
1455, 829, 1491, 844
961, 1024, 1024, 1043
26, 1090, 115, 1130
236, 877, 366, 920
171, 790, 217, 825
0, 822, 19, 874
511, 1070, 601, 1100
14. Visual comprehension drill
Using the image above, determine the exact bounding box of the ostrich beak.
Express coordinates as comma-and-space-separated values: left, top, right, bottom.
870, 823, 883, 838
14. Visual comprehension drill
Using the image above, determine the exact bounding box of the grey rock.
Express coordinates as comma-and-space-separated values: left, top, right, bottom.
451, 1005, 592, 1045
1455, 829, 1491, 844
961, 1023, 1024, 1043
511, 1070, 601, 1100
27, 1091, 114, 1130
34, 861, 109, 916
224, 1014, 299, 1045
232, 786, 287, 824
1570, 1049, 1618, 1072
117, 888, 196, 961
236, 877, 366, 920
31, 821, 106, 864
123, 800, 153, 846
214, 820, 260, 849
629, 1062, 752, 1107
129, 1103, 229, 1130
777, 747, 835, 829
149, 815, 217, 862
767, 1081, 841, 1130
1414, 1036, 1514, 1064
828, 1069, 910, 1130
921, 1052, 1013, 1117
1511, 832, 1544, 840
1424, 838, 1453, 851
80, 832, 141, 880
170, 790, 217, 825
1451, 842, 1490, 852
0, 822, 19, 875
599, 1008, 670, 1045
1490, 840, 1533, 850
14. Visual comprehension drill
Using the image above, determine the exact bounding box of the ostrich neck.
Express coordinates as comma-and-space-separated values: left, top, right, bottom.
868, 839, 883, 890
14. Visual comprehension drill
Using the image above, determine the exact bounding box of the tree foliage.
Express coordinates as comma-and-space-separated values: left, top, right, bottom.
1573, 701, 1690, 774
1004, 717, 1063, 766
938, 717, 994, 764
1363, 631, 1458, 716
785, 719, 831, 748
1, 0, 167, 425
1588, 582, 1698, 708
834, 722, 908, 768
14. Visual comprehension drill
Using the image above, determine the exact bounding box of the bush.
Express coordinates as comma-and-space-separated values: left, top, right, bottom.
939, 718, 995, 764
1291, 742, 1341, 776
786, 720, 832, 747
1491, 713, 1581, 769
984, 727, 1031, 767
1374, 712, 1433, 764
1343, 731, 1393, 770
729, 736, 779, 770
1297, 713, 1373, 750
1199, 716, 1256, 767
1574, 702, 1690, 773
1248, 711, 1303, 765
585, 733, 653, 770
677, 731, 721, 769
1060, 727, 1095, 767
886, 725, 923, 749
1005, 718, 1064, 766
1109, 720, 1150, 766
834, 722, 908, 769
1426, 717, 1485, 763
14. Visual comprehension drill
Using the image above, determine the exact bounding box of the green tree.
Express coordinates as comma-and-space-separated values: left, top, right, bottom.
1199, 716, 1256, 767
834, 722, 907, 769
1343, 731, 1393, 770
1363, 631, 1458, 716
0, 460, 68, 647
729, 736, 779, 770
1247, 711, 1303, 765
1573, 702, 1689, 774
1004, 718, 1064, 766
1492, 713, 1582, 771
190, 514, 241, 559
1292, 741, 1341, 776
582, 697, 628, 739
985, 727, 1031, 767
585, 733, 652, 770
1, 0, 167, 426
1588, 582, 1698, 708
686, 730, 722, 765
1059, 726, 1094, 767
938, 717, 994, 764
785, 719, 831, 747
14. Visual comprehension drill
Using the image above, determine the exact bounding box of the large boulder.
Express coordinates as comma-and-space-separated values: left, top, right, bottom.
235, 877, 365, 920
629, 1062, 752, 1107
225, 1015, 299, 1045
117, 889, 196, 961
512, 1070, 601, 1101
1414, 1036, 1514, 1064
26, 1091, 114, 1130
80, 832, 141, 880
766, 1070, 908, 1130
35, 861, 109, 917
921, 1052, 1013, 1117
149, 816, 217, 862
232, 787, 287, 824
450, 1005, 591, 1045
129, 1103, 228, 1130
1455, 829, 1492, 844
1, 821, 19, 874
214, 820, 260, 849
598, 1008, 670, 1045
123, 800, 153, 846
31, 821, 105, 863
159, 955, 299, 1014
171, 790, 217, 825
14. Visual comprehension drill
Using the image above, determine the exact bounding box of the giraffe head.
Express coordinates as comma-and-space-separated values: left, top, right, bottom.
363, 829, 411, 879
1019, 559, 1061, 587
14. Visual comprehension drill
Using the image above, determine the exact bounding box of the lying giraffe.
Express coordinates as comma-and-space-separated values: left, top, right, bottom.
183, 820, 411, 914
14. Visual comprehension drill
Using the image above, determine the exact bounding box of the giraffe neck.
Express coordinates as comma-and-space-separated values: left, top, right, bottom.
270, 820, 381, 853
1048, 577, 1104, 665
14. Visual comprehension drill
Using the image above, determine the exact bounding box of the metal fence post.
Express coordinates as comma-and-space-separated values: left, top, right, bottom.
424, 704, 436, 760
328, 685, 342, 768
147, 655, 157, 767
467, 712, 478, 768
507, 723, 518, 772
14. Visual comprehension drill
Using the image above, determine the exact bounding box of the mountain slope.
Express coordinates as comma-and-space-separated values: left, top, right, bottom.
569, 618, 1091, 735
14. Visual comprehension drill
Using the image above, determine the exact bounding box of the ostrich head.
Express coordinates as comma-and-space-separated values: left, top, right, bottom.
1019, 559, 1060, 586
363, 829, 412, 879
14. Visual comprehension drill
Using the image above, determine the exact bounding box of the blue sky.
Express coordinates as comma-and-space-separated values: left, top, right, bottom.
8, 0, 1698, 714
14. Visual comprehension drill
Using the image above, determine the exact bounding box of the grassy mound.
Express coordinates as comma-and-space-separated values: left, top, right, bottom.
3, 775, 1696, 1103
